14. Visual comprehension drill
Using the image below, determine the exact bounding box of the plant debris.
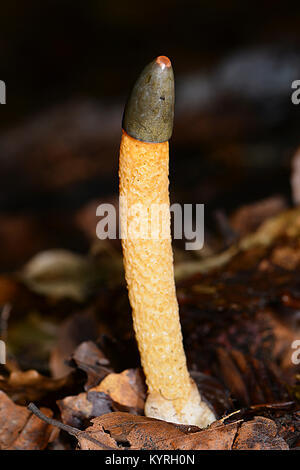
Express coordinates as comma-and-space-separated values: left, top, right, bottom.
0, 391, 57, 450
0, 205, 299, 450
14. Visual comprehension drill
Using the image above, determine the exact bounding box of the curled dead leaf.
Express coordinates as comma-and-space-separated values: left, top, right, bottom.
77, 411, 289, 450
71, 341, 112, 390
0, 369, 73, 404
94, 368, 146, 414
20, 249, 99, 301
232, 416, 288, 450
58, 391, 113, 428
0, 391, 57, 450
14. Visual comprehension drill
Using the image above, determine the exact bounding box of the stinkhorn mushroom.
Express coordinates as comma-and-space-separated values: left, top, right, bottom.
119, 56, 215, 427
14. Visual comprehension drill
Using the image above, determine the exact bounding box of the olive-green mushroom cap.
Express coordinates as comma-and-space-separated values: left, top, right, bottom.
122, 56, 174, 143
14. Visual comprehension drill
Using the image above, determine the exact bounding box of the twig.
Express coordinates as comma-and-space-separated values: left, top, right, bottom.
28, 402, 116, 450
220, 400, 295, 423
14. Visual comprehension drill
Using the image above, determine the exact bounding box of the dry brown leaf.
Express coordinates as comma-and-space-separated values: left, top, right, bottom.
232, 416, 289, 450
27, 400, 294, 451
71, 341, 112, 390
0, 369, 72, 404
77, 412, 202, 450
20, 249, 99, 301
57, 391, 113, 428
0, 391, 57, 450
58, 368, 146, 428
76, 411, 289, 450
94, 369, 146, 414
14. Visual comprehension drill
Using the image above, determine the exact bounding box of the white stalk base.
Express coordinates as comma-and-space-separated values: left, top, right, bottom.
145, 382, 216, 428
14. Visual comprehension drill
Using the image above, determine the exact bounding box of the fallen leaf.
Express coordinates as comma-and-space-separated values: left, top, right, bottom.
77, 412, 238, 450
274, 411, 300, 448
0, 391, 56, 450
78, 412, 290, 450
94, 369, 146, 414
58, 391, 113, 428
58, 368, 146, 428
71, 341, 112, 390
0, 369, 72, 404
232, 416, 289, 450
20, 249, 100, 301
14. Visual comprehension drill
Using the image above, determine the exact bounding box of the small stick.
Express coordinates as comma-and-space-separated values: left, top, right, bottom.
220, 400, 295, 423
28, 403, 115, 450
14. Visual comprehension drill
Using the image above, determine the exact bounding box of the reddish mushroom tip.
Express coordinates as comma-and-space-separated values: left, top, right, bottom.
156, 56, 171, 69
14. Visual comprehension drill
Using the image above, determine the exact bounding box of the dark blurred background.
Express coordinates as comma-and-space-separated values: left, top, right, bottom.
1, 0, 300, 270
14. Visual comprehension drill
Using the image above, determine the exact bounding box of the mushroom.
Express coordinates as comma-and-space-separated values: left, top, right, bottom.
119, 56, 215, 427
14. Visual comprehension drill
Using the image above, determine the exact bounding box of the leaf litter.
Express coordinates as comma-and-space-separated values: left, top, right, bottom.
0, 207, 300, 450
